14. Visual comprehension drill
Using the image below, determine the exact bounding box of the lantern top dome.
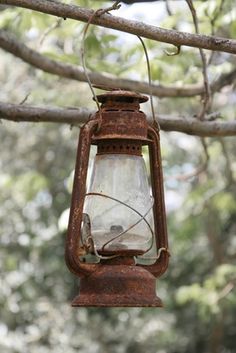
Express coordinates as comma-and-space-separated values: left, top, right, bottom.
95, 90, 148, 104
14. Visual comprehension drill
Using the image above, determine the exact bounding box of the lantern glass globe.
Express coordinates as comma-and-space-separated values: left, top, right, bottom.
83, 153, 154, 256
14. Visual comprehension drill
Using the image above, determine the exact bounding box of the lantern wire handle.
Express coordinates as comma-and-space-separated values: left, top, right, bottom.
81, 2, 122, 128
137, 36, 160, 131
83, 192, 170, 261
101, 198, 154, 252
81, 11, 102, 125
81, 4, 160, 131
80, 6, 164, 261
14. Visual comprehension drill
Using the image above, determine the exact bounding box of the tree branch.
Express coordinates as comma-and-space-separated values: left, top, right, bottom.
0, 102, 235, 137
0, 30, 235, 99
2, 0, 236, 54
186, 0, 211, 119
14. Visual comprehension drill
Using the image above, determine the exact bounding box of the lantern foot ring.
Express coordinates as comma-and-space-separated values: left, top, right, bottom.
71, 264, 163, 307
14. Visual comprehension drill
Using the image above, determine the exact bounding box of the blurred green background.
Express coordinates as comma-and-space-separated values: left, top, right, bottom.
0, 1, 236, 352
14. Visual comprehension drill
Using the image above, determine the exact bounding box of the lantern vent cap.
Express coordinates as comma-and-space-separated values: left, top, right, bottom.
95, 90, 148, 104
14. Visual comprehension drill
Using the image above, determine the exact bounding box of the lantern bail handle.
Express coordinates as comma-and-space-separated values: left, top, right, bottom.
80, 3, 160, 131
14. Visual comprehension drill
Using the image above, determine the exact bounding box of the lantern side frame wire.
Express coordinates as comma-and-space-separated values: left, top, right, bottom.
83, 191, 169, 262
65, 116, 101, 277
84, 192, 154, 253
137, 125, 169, 277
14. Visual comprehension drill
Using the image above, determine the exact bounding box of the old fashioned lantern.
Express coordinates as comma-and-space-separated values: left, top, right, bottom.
66, 90, 169, 307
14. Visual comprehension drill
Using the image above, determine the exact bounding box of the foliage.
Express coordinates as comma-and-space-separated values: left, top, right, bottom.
0, 1, 236, 353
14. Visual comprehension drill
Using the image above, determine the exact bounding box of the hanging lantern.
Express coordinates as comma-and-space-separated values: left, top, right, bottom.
66, 90, 169, 307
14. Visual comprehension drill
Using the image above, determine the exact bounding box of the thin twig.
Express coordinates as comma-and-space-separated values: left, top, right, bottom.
207, 0, 225, 65
205, 111, 222, 121
219, 138, 234, 185
38, 18, 63, 48
166, 164, 208, 182
19, 92, 30, 105
167, 137, 209, 181
199, 137, 210, 179
186, 0, 212, 120
165, 0, 173, 17
201, 137, 210, 163
215, 279, 236, 303
96, 0, 121, 16
208, 0, 225, 36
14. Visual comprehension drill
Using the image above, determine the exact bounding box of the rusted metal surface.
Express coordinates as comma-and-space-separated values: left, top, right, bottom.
65, 118, 100, 277
97, 139, 142, 156
96, 90, 148, 104
72, 262, 163, 307
92, 110, 149, 142
65, 90, 169, 306
92, 90, 150, 144
137, 125, 170, 277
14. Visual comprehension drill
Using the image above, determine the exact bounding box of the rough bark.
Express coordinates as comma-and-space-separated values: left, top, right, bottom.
1, 102, 236, 137
2, 0, 236, 54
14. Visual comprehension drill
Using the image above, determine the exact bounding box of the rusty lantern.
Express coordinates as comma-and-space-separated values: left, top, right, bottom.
66, 90, 169, 307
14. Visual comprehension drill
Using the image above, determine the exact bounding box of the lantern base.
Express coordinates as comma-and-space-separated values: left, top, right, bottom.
71, 264, 163, 307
